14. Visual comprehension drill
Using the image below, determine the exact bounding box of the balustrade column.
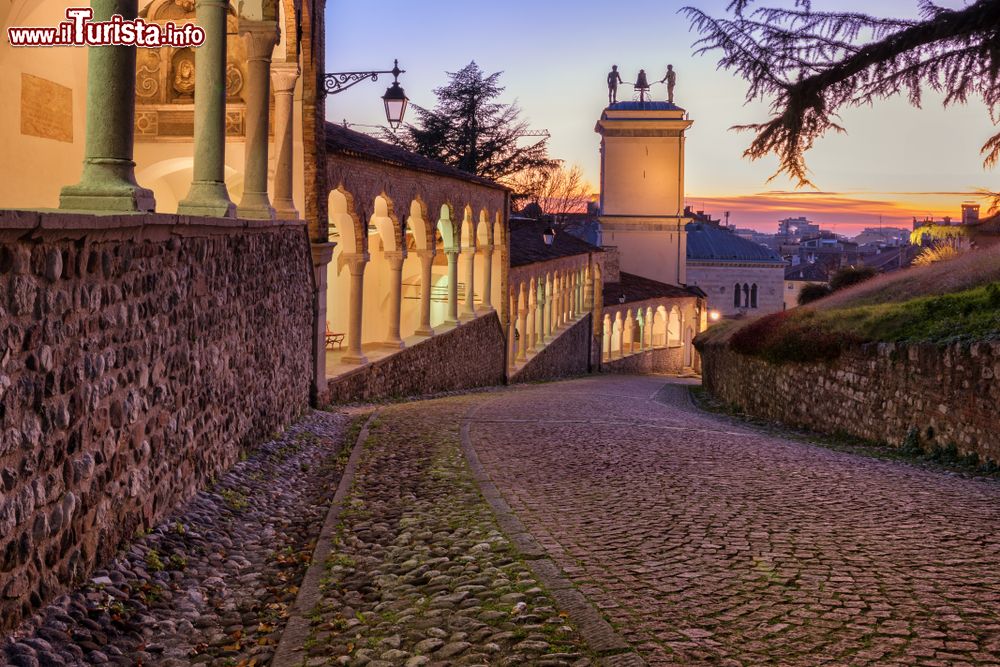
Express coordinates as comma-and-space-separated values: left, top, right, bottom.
481, 244, 494, 310
445, 249, 460, 326
536, 279, 547, 346
516, 283, 528, 362
527, 278, 537, 354
461, 245, 477, 317
271, 64, 300, 219
238, 22, 279, 219
383, 251, 405, 348
61, 0, 155, 212
415, 250, 435, 337
177, 0, 234, 217
341, 253, 369, 365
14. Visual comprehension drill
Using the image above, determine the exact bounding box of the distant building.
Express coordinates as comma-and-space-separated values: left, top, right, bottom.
860, 245, 922, 274
853, 227, 910, 246
778, 216, 821, 240
685, 222, 787, 317
784, 262, 829, 310
798, 232, 859, 271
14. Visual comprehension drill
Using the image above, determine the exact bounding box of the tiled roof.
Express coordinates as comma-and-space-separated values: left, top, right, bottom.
603, 272, 702, 306
785, 263, 830, 281
686, 223, 785, 264
325, 123, 506, 191
509, 218, 602, 267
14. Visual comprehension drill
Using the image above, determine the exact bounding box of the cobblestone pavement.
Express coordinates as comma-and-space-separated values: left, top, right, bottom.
289, 396, 597, 667
1, 410, 352, 667
468, 375, 1000, 666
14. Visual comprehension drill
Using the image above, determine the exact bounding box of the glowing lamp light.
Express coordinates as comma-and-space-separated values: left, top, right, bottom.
709, 310, 721, 322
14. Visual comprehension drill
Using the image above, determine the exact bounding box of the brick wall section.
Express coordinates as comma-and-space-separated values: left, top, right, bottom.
0, 212, 314, 631
602, 346, 686, 375
327, 313, 507, 403
511, 315, 593, 384
698, 340, 1000, 465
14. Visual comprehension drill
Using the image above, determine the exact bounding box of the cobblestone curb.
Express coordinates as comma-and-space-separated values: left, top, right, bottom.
460, 401, 644, 667
273, 410, 378, 666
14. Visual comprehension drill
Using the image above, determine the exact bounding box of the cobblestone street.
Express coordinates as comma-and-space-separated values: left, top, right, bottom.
468, 376, 1000, 666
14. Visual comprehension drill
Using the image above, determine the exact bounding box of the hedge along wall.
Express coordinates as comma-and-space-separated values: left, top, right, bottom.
0, 211, 315, 631
698, 338, 1000, 465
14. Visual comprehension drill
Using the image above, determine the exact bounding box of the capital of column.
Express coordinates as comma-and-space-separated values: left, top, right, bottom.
339, 251, 370, 275
384, 250, 405, 269
239, 20, 280, 60
271, 63, 300, 94
415, 248, 437, 260
444, 248, 460, 259
311, 241, 336, 268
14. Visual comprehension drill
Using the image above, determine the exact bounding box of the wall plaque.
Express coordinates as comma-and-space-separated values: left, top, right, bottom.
20, 74, 73, 143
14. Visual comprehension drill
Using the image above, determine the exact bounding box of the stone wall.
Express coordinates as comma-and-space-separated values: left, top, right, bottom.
511, 315, 593, 384
602, 345, 686, 375
699, 339, 1000, 465
327, 313, 507, 403
0, 211, 314, 632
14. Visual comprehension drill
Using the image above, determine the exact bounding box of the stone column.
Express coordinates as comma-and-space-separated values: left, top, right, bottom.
271, 63, 300, 219
625, 310, 635, 354
646, 308, 654, 348
445, 249, 460, 326
415, 250, 435, 337
60, 0, 155, 212
603, 314, 612, 360
481, 244, 495, 311
526, 278, 537, 354
508, 291, 517, 369
237, 22, 279, 219
177, 0, 235, 217
585, 267, 594, 309
383, 251, 405, 349
310, 242, 336, 405
536, 279, 546, 347
577, 270, 584, 314
341, 253, 369, 365
516, 283, 528, 362
552, 274, 561, 330
461, 246, 477, 318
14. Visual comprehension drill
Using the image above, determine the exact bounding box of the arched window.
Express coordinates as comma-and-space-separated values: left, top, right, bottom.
733, 283, 741, 308
750, 283, 758, 308
743, 283, 750, 308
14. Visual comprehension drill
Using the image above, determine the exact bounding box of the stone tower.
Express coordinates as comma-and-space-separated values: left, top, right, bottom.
595, 101, 693, 286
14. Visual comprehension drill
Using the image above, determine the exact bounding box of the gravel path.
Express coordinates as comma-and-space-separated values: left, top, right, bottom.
1, 410, 352, 667
291, 395, 596, 667
467, 375, 1000, 666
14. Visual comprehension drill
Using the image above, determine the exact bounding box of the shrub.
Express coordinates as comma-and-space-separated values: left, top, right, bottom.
913, 243, 960, 267
798, 283, 832, 305
730, 311, 856, 363
830, 265, 878, 291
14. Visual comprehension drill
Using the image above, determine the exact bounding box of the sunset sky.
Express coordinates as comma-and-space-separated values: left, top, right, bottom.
326, 0, 997, 236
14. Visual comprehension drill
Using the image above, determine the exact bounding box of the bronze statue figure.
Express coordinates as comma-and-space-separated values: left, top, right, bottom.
635, 69, 650, 102
660, 64, 676, 103
607, 65, 624, 105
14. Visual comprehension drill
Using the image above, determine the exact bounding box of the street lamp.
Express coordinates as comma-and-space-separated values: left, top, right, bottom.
324, 59, 409, 130
542, 227, 556, 245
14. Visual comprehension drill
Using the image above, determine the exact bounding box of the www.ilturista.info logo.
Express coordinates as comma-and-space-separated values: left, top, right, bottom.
7, 8, 205, 47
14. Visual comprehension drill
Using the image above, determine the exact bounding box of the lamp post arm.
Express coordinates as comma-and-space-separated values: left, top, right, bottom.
324, 60, 405, 97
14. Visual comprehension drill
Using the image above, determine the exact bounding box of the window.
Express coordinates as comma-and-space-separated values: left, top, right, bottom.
733, 283, 741, 308
750, 283, 758, 308
742, 283, 750, 308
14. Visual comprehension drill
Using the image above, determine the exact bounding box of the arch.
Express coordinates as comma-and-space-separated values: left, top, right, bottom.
668, 306, 681, 346
328, 187, 365, 254
750, 283, 759, 308
460, 205, 476, 250
733, 283, 741, 309
493, 212, 505, 249
477, 209, 492, 246
653, 306, 668, 347
370, 194, 402, 253
743, 283, 751, 308
406, 197, 435, 251
436, 204, 457, 249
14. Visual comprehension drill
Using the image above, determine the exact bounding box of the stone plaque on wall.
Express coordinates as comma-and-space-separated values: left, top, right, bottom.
20, 74, 73, 143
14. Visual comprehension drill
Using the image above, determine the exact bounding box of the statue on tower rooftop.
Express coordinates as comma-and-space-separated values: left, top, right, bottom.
659, 64, 676, 104
607, 65, 624, 105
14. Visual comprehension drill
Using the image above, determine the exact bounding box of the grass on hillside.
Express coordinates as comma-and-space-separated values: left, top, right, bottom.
699, 245, 1000, 363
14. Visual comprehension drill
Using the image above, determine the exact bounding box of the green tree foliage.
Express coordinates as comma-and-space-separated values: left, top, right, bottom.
683, 1, 1000, 187
830, 266, 878, 291
797, 283, 832, 305
389, 61, 555, 183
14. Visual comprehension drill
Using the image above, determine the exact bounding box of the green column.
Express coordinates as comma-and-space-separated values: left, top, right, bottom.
60, 0, 155, 212
177, 0, 235, 217
237, 22, 279, 219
